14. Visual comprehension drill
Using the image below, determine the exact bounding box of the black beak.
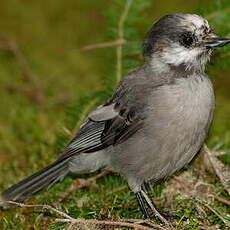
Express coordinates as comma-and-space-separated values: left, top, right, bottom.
204, 34, 230, 48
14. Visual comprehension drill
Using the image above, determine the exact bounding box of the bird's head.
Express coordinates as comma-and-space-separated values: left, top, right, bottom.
143, 13, 230, 74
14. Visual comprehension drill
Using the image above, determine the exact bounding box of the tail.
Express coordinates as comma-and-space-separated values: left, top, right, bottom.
0, 158, 70, 208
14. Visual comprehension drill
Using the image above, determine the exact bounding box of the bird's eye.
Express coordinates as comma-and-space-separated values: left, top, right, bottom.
180, 32, 194, 47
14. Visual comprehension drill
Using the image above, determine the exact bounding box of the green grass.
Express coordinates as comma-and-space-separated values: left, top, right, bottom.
0, 0, 230, 229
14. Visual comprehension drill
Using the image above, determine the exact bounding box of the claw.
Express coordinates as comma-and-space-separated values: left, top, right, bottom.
135, 189, 173, 227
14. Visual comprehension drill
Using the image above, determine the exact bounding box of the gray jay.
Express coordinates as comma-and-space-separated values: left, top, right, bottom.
1, 13, 229, 225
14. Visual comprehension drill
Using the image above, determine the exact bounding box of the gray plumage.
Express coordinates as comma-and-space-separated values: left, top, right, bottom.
1, 13, 229, 223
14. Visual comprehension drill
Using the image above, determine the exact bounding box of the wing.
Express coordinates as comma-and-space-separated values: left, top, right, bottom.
59, 67, 156, 159
59, 103, 144, 159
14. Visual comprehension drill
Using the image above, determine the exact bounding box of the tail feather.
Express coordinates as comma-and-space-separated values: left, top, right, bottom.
0, 158, 70, 208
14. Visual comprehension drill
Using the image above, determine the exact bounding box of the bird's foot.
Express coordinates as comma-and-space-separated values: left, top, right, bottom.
159, 210, 180, 220
149, 206, 173, 228
135, 190, 174, 228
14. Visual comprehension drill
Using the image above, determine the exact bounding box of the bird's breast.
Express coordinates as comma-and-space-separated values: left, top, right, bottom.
143, 74, 215, 180
147, 74, 215, 132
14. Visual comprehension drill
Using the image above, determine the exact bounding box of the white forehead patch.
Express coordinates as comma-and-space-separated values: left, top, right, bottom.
183, 14, 209, 30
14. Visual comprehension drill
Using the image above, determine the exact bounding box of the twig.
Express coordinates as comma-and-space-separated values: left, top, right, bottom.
219, 52, 230, 59
80, 39, 127, 51
202, 145, 230, 195
0, 36, 46, 103
66, 222, 75, 230
172, 176, 193, 189
55, 218, 159, 230
62, 126, 75, 138
206, 8, 230, 20
58, 178, 98, 202
73, 98, 99, 132
213, 151, 226, 157
58, 171, 110, 202
196, 199, 230, 225
6, 201, 74, 220
116, 0, 133, 84
124, 219, 167, 230
6, 85, 45, 104
0, 37, 41, 89
211, 195, 230, 206
88, 170, 110, 181
7, 201, 165, 230
204, 203, 229, 226
199, 224, 220, 230
106, 185, 127, 195
194, 203, 207, 219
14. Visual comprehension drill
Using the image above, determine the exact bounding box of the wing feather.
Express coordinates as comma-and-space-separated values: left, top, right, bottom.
59, 70, 152, 159
59, 105, 143, 159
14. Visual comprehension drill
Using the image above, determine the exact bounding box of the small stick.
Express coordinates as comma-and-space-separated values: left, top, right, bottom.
206, 8, 230, 20
0, 37, 41, 89
106, 185, 127, 195
172, 176, 193, 189
6, 85, 45, 103
88, 170, 110, 181
212, 195, 230, 206
196, 199, 229, 225
219, 52, 230, 59
62, 126, 75, 138
80, 39, 126, 51
202, 145, 230, 196
0, 36, 46, 103
116, 0, 133, 84
124, 219, 167, 230
55, 218, 159, 230
7, 201, 74, 220
58, 170, 110, 202
7, 201, 168, 230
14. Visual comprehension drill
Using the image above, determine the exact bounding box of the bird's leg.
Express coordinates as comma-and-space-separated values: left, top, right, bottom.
135, 192, 151, 218
141, 183, 178, 220
140, 189, 171, 226
141, 182, 151, 195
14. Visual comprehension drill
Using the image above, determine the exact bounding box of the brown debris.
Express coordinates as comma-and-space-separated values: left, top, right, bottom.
212, 195, 230, 206
202, 145, 230, 195
58, 170, 110, 202
106, 185, 127, 195
7, 201, 167, 230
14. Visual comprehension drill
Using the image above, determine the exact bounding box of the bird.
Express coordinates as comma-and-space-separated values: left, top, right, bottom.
0, 13, 229, 226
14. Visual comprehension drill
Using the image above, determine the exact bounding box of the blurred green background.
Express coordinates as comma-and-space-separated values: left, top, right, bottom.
0, 0, 229, 229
